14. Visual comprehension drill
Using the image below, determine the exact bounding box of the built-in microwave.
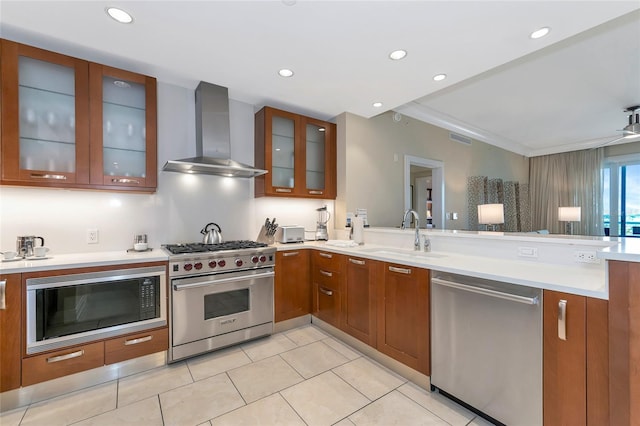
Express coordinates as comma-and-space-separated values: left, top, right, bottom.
26, 266, 167, 354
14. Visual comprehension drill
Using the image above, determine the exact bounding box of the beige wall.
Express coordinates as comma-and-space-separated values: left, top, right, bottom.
336, 111, 530, 230
605, 141, 640, 157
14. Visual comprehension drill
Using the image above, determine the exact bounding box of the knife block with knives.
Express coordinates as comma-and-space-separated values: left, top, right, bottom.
257, 218, 278, 244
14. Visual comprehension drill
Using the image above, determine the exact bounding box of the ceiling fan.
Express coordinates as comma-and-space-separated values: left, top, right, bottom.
600, 105, 640, 146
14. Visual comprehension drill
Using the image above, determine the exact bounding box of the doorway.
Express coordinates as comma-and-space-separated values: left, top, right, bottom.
404, 155, 444, 229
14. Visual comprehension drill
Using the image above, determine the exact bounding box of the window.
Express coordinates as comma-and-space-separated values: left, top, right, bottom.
603, 155, 640, 237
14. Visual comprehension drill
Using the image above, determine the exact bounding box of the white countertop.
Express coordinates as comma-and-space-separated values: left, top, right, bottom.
597, 237, 640, 263
276, 241, 609, 299
0, 249, 168, 274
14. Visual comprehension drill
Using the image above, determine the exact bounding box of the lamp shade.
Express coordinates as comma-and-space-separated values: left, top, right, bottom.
558, 206, 581, 222
478, 203, 504, 225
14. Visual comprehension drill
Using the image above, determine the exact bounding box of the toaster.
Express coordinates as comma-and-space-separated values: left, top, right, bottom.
275, 226, 305, 243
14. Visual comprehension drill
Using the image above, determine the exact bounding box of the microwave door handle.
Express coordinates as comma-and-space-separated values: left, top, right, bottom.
173, 271, 275, 291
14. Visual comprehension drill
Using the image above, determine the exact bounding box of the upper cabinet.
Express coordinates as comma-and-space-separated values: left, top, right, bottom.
0, 39, 157, 192
255, 106, 336, 199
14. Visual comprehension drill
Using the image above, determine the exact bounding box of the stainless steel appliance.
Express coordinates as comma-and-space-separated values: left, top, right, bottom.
315, 205, 330, 241
430, 271, 542, 426
275, 225, 304, 243
200, 222, 223, 244
26, 266, 166, 354
164, 240, 276, 362
17, 235, 45, 258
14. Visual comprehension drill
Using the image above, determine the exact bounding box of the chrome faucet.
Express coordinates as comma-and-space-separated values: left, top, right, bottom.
401, 209, 420, 251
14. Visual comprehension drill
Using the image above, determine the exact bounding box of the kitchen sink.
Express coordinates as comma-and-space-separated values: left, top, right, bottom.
356, 248, 447, 259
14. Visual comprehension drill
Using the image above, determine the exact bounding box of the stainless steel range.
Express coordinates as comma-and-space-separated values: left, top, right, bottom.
164, 241, 276, 362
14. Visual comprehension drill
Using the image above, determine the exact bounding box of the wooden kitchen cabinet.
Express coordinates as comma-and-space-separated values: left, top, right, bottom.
0, 39, 157, 192
0, 273, 22, 392
274, 250, 310, 322
311, 251, 345, 328
377, 263, 430, 375
542, 290, 609, 426
342, 256, 380, 347
22, 341, 105, 387
104, 327, 168, 365
255, 106, 336, 199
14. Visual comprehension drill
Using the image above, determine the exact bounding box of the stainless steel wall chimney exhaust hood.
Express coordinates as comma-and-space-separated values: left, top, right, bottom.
162, 82, 267, 178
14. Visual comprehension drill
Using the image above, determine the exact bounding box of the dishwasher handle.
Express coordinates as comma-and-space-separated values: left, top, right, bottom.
432, 277, 539, 305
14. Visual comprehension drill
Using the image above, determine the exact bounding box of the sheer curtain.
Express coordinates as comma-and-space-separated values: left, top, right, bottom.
529, 148, 604, 235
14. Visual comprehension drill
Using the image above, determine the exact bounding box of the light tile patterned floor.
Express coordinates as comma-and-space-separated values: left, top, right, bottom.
1, 324, 491, 426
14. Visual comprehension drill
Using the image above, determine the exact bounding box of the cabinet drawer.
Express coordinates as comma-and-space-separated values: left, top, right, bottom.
312, 251, 344, 273
105, 327, 168, 365
314, 283, 341, 328
313, 268, 342, 291
22, 342, 104, 386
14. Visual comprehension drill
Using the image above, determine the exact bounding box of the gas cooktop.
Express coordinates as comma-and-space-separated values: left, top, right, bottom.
163, 240, 269, 255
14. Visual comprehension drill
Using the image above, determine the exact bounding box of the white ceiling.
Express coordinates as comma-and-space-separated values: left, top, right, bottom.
1, 1, 639, 156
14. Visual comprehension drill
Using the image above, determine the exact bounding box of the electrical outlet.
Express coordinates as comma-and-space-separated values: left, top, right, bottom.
518, 247, 538, 258
574, 250, 599, 264
87, 229, 99, 244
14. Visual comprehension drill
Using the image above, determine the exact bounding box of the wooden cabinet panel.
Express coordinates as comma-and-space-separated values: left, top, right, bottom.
275, 250, 310, 322
543, 290, 587, 425
342, 256, 379, 346
105, 327, 168, 365
313, 282, 342, 328
0, 273, 22, 392
255, 106, 336, 199
586, 297, 609, 425
377, 263, 429, 375
22, 342, 105, 386
312, 250, 344, 273
608, 261, 640, 426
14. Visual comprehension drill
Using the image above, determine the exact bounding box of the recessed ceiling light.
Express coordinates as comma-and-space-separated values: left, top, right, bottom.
278, 68, 294, 77
389, 50, 407, 60
433, 74, 447, 81
373, 102, 383, 108
106, 7, 133, 24
530, 27, 550, 39
282, 0, 297, 5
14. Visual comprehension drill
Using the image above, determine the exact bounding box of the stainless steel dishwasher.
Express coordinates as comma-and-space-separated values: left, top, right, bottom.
430, 271, 542, 426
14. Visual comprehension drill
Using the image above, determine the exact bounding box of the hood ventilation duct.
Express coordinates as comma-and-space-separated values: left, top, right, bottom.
162, 82, 267, 178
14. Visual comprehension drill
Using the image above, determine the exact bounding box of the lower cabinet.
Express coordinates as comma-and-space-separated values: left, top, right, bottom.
22, 342, 105, 387
543, 290, 609, 426
311, 251, 345, 328
0, 273, 22, 392
274, 250, 310, 322
342, 256, 379, 346
21, 327, 169, 387
376, 262, 430, 375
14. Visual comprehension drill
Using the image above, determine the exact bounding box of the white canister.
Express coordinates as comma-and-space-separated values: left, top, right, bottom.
352, 216, 365, 245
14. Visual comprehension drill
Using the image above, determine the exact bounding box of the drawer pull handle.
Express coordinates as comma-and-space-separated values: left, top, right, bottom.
319, 252, 332, 259
320, 270, 333, 277
31, 173, 67, 180
283, 251, 300, 257
389, 266, 411, 274
0, 280, 6, 310
349, 258, 365, 265
275, 188, 292, 193
308, 190, 323, 195
47, 350, 84, 363
558, 300, 567, 341
124, 335, 153, 346
319, 287, 333, 296
112, 178, 140, 184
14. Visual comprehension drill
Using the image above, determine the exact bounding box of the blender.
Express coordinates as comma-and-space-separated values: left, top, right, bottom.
315, 205, 330, 241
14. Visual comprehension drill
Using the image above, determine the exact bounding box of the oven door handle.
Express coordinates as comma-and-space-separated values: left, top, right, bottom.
173, 271, 275, 291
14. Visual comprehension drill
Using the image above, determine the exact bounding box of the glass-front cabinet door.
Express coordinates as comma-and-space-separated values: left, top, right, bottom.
89, 64, 157, 189
271, 114, 297, 192
1, 40, 90, 185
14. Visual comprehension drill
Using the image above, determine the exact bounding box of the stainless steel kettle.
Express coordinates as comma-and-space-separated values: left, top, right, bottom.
16, 235, 45, 258
200, 223, 223, 244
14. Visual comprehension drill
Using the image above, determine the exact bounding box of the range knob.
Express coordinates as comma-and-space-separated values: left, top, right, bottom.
194, 262, 203, 270
259, 255, 267, 263
251, 255, 259, 264
184, 263, 193, 271
235, 259, 243, 267
218, 259, 226, 268
208, 260, 217, 268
